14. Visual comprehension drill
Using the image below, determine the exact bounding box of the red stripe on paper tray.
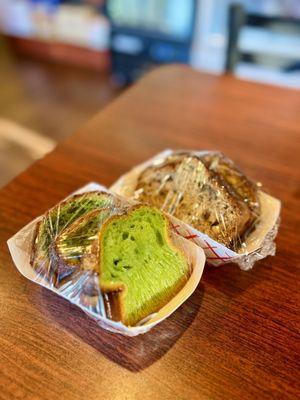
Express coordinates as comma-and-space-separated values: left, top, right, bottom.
203, 240, 233, 262
170, 223, 233, 262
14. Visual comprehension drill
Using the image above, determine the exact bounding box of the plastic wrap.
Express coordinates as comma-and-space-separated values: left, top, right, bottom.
111, 150, 281, 270
8, 183, 205, 336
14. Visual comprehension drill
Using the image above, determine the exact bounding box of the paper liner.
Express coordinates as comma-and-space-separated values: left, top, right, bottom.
7, 183, 205, 336
110, 150, 281, 270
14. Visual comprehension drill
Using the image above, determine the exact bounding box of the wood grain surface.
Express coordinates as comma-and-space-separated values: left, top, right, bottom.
0, 66, 299, 400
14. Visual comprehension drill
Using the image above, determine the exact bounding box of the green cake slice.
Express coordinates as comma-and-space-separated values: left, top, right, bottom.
31, 191, 113, 285
99, 205, 190, 326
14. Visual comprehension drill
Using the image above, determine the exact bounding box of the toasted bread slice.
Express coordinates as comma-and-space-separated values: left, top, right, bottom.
134, 153, 258, 249
99, 205, 190, 326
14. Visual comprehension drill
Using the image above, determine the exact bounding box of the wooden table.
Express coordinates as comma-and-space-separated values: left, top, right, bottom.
0, 66, 299, 400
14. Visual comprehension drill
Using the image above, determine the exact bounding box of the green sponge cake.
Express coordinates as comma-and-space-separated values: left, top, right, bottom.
31, 191, 113, 285
99, 205, 190, 326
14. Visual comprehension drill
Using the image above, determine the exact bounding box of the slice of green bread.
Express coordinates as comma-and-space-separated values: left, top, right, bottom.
31, 191, 113, 285
99, 205, 190, 326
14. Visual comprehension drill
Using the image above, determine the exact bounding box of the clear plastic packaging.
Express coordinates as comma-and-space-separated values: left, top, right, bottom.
8, 183, 205, 336
111, 150, 281, 270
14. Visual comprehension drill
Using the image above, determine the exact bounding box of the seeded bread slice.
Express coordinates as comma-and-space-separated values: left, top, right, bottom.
30, 191, 113, 285
134, 153, 258, 249
99, 205, 190, 326
199, 152, 259, 215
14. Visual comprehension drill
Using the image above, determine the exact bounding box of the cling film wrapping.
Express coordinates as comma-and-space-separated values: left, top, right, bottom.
8, 183, 205, 336
111, 150, 281, 270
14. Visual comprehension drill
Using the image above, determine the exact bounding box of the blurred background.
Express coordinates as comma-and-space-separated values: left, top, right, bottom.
0, 0, 300, 187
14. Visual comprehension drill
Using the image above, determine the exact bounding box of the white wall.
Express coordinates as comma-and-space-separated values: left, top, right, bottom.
191, 0, 232, 74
